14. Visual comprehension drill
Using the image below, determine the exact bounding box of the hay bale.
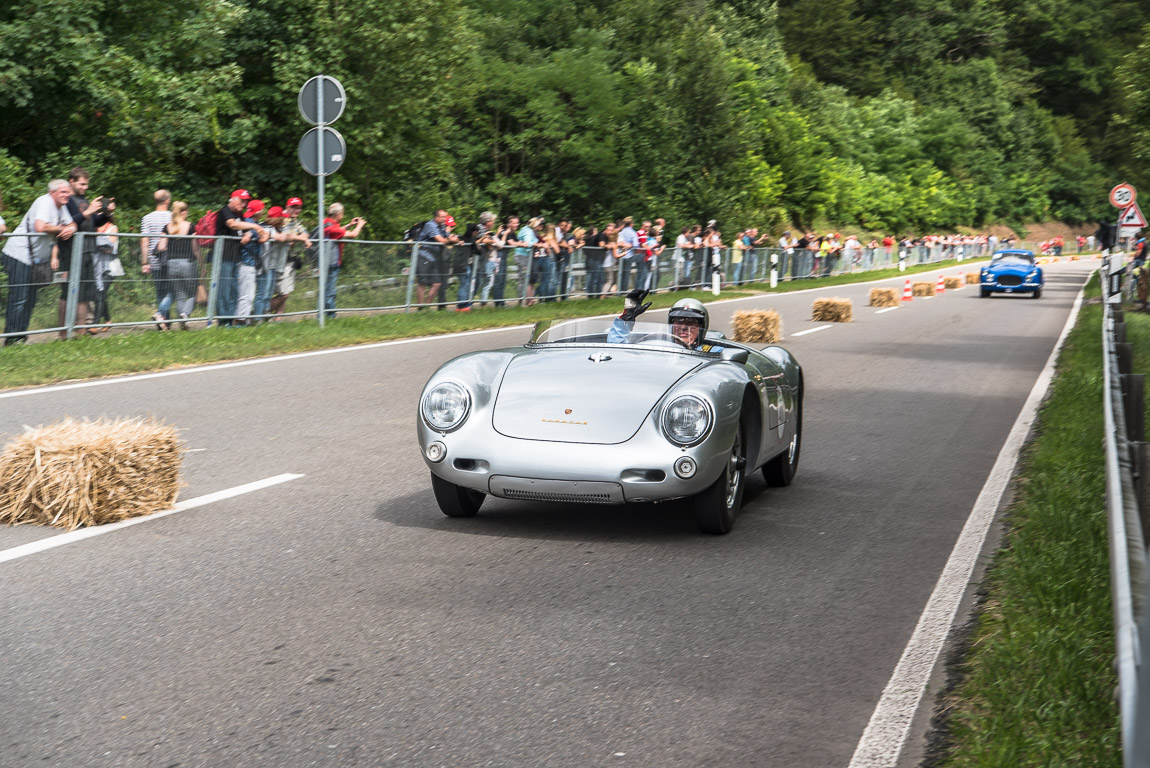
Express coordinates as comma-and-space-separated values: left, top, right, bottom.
0, 418, 182, 530
912, 281, 935, 297
944, 276, 963, 290
869, 288, 899, 308
812, 297, 852, 323
731, 309, 782, 343
1070, 255, 1079, 261
966, 271, 981, 286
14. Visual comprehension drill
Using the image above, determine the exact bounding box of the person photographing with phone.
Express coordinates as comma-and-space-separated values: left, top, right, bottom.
56, 167, 114, 338
321, 203, 366, 319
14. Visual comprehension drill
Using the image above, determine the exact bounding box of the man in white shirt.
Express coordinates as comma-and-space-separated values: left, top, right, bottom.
140, 189, 173, 324
3, 180, 75, 345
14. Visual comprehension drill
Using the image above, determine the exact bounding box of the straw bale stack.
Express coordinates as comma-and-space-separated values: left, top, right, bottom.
731, 310, 782, 344
0, 418, 182, 530
1070, 255, 1080, 261
868, 288, 899, 308
944, 276, 963, 290
966, 271, 981, 286
812, 297, 852, 323
912, 281, 935, 297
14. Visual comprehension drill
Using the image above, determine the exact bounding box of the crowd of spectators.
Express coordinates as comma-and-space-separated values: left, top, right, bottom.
0, 176, 1096, 343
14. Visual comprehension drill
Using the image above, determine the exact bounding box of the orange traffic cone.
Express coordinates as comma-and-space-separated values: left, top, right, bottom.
902, 279, 913, 301
936, 274, 945, 294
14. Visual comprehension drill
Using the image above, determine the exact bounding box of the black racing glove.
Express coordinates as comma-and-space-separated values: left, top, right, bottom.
619, 288, 652, 322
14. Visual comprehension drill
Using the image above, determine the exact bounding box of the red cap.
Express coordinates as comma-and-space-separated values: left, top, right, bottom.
267, 206, 285, 219
231, 189, 252, 201
285, 197, 303, 208
245, 199, 265, 217
445, 215, 456, 228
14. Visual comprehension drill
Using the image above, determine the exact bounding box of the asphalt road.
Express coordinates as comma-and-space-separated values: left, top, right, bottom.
0, 260, 1095, 767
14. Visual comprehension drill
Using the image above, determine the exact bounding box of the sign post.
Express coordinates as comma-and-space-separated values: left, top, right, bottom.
298, 75, 347, 328
1107, 184, 1140, 303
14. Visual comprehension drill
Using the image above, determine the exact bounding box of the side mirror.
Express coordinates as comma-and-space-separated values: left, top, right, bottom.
721, 347, 749, 364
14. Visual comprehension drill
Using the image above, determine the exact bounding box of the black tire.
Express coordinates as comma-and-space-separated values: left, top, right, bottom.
1032, 288, 1042, 299
763, 389, 802, 487
431, 472, 485, 517
694, 421, 746, 535
980, 287, 991, 298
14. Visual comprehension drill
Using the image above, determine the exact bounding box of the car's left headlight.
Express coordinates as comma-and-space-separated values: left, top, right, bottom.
662, 395, 713, 446
1026, 269, 1040, 282
422, 382, 471, 431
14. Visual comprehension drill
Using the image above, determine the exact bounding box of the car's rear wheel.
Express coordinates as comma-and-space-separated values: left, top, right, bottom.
763, 390, 802, 487
694, 421, 745, 535
431, 472, 485, 517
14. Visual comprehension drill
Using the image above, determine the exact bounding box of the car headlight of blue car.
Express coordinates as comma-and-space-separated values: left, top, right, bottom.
422, 381, 471, 431
662, 395, 713, 446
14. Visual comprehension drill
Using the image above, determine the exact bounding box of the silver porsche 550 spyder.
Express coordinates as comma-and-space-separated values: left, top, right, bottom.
416, 303, 803, 534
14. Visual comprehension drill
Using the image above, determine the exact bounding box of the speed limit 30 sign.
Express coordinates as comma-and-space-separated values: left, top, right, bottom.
1111, 183, 1137, 208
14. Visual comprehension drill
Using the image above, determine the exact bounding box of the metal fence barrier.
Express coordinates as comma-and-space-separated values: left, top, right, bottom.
0, 231, 1080, 343
1102, 283, 1150, 768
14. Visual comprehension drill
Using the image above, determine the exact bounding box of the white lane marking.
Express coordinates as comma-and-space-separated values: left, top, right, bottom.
0, 473, 304, 565
846, 280, 1089, 768
875, 307, 899, 314
921, 296, 934, 300
791, 325, 834, 337
0, 325, 533, 400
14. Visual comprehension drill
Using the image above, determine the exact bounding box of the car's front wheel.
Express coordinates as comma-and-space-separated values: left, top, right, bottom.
694, 422, 745, 535
1032, 288, 1042, 299
431, 473, 485, 517
980, 287, 991, 298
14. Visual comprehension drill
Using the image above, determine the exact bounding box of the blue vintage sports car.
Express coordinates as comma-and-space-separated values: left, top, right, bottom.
980, 250, 1044, 298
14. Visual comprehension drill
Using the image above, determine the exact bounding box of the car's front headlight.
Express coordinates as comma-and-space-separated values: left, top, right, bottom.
662, 395, 713, 446
422, 382, 471, 431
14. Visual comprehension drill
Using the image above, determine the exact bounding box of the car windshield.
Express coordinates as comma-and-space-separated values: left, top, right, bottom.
528, 318, 717, 355
991, 251, 1035, 266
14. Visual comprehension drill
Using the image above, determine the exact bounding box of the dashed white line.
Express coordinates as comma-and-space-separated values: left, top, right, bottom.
0, 473, 304, 565
791, 325, 834, 337
875, 307, 900, 314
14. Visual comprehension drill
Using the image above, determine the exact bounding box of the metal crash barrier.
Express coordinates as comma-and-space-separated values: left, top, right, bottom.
1102, 288, 1150, 768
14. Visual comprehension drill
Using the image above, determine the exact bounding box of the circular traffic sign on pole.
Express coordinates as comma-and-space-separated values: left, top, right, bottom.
298, 75, 346, 126
298, 127, 346, 176
1110, 183, 1137, 208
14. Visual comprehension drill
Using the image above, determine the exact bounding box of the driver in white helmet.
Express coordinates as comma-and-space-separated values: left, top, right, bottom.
607, 290, 710, 350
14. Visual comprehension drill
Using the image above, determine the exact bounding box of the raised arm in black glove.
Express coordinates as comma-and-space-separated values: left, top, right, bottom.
619, 288, 652, 321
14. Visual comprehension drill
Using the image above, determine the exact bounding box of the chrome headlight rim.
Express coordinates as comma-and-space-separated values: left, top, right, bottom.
661, 395, 714, 447
421, 381, 472, 432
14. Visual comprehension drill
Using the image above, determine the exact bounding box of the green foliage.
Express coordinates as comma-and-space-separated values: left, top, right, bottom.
0, 0, 1140, 235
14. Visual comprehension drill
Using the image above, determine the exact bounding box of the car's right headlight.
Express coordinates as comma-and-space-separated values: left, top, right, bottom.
422, 382, 471, 431
662, 395, 713, 446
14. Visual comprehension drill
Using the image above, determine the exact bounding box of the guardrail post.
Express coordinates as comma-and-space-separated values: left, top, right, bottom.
1136, 443, 1150, 548
1119, 343, 1135, 376
1122, 374, 1145, 443
207, 239, 222, 327
64, 232, 84, 339
405, 242, 418, 312
1115, 322, 1128, 345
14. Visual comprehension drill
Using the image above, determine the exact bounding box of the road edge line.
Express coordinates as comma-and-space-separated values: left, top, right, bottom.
845, 278, 1090, 768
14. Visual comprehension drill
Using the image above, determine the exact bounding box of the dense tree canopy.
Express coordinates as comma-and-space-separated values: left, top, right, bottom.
0, 0, 1145, 235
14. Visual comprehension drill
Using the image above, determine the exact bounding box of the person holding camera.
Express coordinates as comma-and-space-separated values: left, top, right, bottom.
322, 203, 366, 319
270, 197, 311, 317
56, 167, 114, 338
414, 209, 458, 310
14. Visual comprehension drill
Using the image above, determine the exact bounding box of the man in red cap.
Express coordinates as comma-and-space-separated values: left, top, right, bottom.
213, 189, 265, 325
321, 202, 365, 318
235, 199, 270, 323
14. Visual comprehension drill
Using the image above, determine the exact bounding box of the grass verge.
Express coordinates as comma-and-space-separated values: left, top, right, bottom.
929, 274, 1119, 766
0, 256, 996, 390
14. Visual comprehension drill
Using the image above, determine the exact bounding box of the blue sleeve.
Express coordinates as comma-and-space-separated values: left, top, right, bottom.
607, 318, 630, 344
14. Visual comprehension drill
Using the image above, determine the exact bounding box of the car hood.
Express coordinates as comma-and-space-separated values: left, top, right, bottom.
987, 261, 1038, 274
492, 346, 705, 444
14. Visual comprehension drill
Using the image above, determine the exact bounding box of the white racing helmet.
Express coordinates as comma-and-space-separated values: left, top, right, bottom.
668, 298, 708, 340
